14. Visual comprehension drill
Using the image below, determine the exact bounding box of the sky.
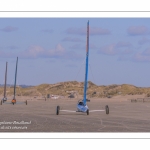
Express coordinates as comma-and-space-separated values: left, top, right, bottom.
1, 18, 150, 87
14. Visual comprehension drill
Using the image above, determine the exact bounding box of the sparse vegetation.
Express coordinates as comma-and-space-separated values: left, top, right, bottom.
147, 93, 150, 97
1, 81, 150, 98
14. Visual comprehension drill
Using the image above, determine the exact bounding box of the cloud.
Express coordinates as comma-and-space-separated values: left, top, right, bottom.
90, 27, 111, 35
98, 44, 118, 55
118, 47, 150, 63
66, 27, 111, 35
20, 44, 66, 59
62, 37, 82, 42
69, 43, 97, 50
20, 44, 82, 60
20, 45, 45, 58
0, 44, 83, 60
0, 26, 18, 32
131, 47, 150, 62
132, 53, 150, 62
98, 40, 150, 63
98, 41, 133, 55
50, 44, 69, 58
121, 49, 134, 55
127, 26, 149, 36
138, 37, 150, 45
41, 29, 53, 33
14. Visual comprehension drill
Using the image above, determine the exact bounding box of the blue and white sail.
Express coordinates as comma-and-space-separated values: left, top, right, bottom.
76, 21, 90, 113
83, 20, 89, 106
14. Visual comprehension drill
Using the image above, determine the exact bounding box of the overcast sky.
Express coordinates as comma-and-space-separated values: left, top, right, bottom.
0, 18, 150, 87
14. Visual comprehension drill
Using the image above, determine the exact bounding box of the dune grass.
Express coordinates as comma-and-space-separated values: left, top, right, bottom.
1, 81, 150, 98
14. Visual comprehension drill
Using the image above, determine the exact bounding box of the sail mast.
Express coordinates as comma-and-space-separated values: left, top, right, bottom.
83, 20, 89, 105
4, 62, 7, 98
13, 57, 18, 99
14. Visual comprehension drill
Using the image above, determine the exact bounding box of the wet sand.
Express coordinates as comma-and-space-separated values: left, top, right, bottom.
0, 95, 150, 132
